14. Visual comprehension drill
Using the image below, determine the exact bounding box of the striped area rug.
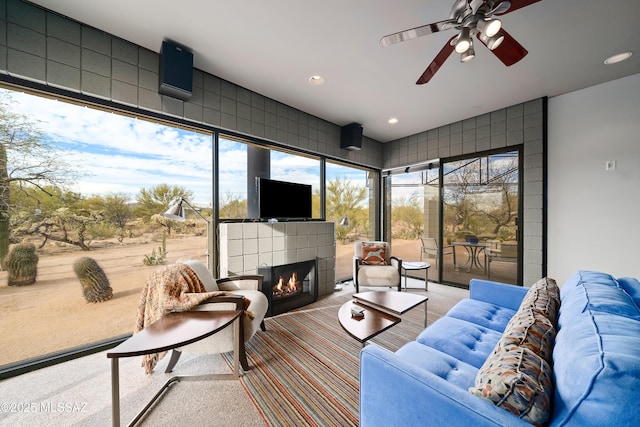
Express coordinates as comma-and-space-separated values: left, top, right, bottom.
224, 283, 467, 426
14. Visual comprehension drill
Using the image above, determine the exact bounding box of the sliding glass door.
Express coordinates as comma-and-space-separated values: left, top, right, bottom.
441, 150, 521, 286
388, 166, 441, 280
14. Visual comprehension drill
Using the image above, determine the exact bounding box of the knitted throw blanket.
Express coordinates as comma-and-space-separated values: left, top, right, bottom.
134, 263, 242, 374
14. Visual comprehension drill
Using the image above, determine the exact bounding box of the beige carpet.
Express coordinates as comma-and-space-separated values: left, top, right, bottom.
0, 280, 467, 426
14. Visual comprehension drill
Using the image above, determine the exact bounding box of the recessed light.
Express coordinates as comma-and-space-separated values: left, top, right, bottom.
604, 51, 632, 65
308, 75, 325, 85
388, 117, 399, 124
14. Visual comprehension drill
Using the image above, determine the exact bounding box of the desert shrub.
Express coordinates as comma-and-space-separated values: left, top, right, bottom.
143, 233, 167, 266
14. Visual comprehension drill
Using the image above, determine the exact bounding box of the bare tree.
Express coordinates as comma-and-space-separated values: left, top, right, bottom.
0, 92, 78, 266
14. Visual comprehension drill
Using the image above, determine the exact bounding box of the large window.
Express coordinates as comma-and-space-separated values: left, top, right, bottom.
217, 136, 321, 219
217, 136, 377, 280
328, 161, 376, 279
0, 87, 212, 368
1, 86, 380, 373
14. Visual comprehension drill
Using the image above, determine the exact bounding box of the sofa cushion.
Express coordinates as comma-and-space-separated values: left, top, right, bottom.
618, 276, 640, 308
396, 341, 479, 390
416, 316, 503, 369
361, 242, 388, 265
552, 271, 640, 426
497, 308, 556, 364
469, 346, 553, 427
447, 299, 518, 333
559, 271, 640, 328
520, 277, 560, 327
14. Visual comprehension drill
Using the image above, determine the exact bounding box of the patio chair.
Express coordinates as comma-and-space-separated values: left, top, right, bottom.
419, 237, 456, 270
485, 241, 518, 279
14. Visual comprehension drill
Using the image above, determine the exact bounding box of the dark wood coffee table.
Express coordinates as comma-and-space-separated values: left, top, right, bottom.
338, 291, 428, 346
107, 310, 241, 427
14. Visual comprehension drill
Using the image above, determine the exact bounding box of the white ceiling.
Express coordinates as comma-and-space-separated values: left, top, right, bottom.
30, 0, 640, 143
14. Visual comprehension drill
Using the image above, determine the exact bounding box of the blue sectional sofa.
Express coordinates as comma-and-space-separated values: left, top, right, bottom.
360, 271, 640, 426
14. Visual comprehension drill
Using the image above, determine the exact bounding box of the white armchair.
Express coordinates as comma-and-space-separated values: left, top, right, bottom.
353, 241, 402, 293
164, 259, 268, 372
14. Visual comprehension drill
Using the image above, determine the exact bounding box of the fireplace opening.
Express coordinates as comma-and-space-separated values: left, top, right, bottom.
273, 271, 302, 299
258, 258, 318, 316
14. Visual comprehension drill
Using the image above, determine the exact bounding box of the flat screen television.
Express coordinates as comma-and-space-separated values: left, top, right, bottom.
258, 178, 312, 220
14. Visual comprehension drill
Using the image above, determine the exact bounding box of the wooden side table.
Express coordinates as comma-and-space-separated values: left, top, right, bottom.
107, 310, 241, 427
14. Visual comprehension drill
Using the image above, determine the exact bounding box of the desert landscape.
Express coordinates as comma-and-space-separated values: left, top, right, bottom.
0, 232, 431, 368
0, 233, 209, 367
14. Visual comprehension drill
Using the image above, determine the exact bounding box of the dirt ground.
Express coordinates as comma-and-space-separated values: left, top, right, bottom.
0, 234, 423, 367
0, 233, 208, 367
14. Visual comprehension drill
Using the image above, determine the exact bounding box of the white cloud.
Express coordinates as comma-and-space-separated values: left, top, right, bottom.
2, 88, 375, 209
4, 88, 213, 204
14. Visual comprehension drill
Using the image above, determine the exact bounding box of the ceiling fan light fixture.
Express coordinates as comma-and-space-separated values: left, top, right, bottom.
461, 46, 475, 62
455, 27, 471, 54
479, 32, 504, 50
477, 18, 502, 38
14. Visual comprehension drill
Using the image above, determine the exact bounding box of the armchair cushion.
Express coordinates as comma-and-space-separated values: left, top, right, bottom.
134, 263, 235, 373
357, 265, 400, 287
180, 259, 218, 291
361, 242, 388, 265
177, 260, 268, 352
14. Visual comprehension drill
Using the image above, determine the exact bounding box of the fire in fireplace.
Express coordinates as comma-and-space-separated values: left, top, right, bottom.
258, 258, 318, 316
273, 272, 302, 299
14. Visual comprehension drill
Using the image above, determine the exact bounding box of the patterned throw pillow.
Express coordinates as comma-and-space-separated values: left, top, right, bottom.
521, 277, 561, 327
469, 347, 553, 427
361, 242, 388, 265
498, 308, 556, 363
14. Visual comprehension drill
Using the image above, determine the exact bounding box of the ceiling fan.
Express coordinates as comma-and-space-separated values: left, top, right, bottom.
380, 0, 541, 85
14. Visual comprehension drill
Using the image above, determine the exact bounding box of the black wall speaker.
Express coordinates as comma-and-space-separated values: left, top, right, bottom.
159, 41, 193, 101
340, 122, 363, 151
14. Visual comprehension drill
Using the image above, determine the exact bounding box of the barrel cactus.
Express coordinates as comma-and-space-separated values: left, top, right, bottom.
73, 257, 113, 303
6, 243, 39, 286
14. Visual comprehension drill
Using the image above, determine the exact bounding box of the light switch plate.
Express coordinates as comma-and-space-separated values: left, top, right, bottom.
605, 160, 616, 171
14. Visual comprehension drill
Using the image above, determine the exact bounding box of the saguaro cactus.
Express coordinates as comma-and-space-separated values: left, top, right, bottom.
73, 257, 113, 303
6, 243, 38, 286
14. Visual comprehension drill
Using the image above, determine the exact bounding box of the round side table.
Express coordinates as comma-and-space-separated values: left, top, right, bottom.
401, 261, 431, 291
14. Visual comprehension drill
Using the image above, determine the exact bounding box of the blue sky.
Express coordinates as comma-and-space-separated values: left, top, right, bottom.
4, 87, 370, 208
4, 88, 214, 205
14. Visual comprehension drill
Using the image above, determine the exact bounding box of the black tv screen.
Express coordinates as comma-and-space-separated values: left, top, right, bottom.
258, 178, 312, 220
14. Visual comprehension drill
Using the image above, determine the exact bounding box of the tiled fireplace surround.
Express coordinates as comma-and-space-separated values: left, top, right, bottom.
219, 221, 336, 297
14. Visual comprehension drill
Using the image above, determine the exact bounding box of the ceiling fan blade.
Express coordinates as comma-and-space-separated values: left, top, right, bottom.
494, 0, 542, 15
416, 36, 457, 85
380, 19, 458, 47
480, 28, 528, 66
